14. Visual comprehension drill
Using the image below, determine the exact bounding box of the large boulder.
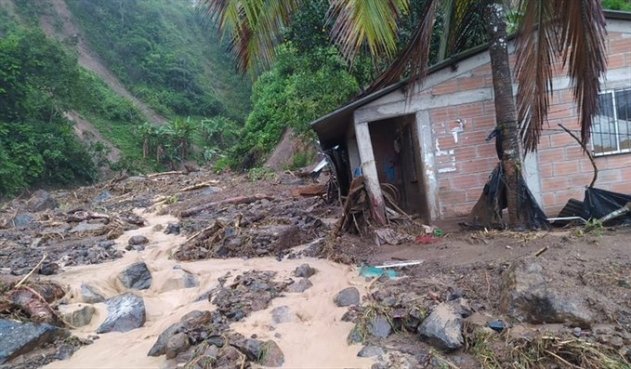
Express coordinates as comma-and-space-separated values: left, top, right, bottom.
418, 302, 464, 351
0, 319, 68, 364
26, 190, 57, 212
293, 264, 316, 278
334, 287, 360, 307
118, 262, 152, 290
500, 259, 594, 328
148, 310, 213, 357
286, 278, 313, 293
59, 304, 95, 327
97, 293, 146, 333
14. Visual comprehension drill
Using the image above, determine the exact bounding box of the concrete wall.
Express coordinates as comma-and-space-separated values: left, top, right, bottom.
353, 22, 631, 219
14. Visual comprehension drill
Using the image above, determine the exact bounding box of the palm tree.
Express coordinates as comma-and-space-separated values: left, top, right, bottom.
201, 0, 607, 229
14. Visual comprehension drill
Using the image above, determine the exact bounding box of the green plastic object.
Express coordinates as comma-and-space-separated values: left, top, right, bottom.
433, 228, 445, 237
359, 265, 398, 279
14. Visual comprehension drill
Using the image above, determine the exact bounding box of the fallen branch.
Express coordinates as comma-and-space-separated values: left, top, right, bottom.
15, 254, 47, 289
147, 170, 186, 178
181, 181, 220, 192
180, 194, 275, 218
535, 246, 548, 257
599, 201, 631, 224
559, 124, 598, 188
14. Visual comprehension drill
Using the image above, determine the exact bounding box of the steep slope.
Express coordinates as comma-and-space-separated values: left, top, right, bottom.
39, 0, 167, 124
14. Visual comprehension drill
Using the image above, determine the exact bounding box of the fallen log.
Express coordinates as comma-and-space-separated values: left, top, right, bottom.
8, 287, 60, 324
180, 194, 275, 218
290, 184, 327, 197
181, 181, 220, 192
147, 170, 186, 178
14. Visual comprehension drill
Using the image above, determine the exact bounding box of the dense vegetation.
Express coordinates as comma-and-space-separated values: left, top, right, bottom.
66, 0, 251, 120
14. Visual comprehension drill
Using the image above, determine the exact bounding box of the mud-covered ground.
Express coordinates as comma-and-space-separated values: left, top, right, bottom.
1, 169, 631, 369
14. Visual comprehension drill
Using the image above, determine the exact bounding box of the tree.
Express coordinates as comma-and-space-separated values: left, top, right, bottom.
201, 0, 607, 229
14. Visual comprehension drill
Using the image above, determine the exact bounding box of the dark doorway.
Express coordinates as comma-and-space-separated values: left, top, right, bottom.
368, 115, 430, 221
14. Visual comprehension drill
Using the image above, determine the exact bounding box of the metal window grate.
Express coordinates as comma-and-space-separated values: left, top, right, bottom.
592, 88, 631, 156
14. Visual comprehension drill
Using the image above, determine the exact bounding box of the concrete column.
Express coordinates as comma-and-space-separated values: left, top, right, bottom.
416, 111, 440, 221
354, 119, 387, 225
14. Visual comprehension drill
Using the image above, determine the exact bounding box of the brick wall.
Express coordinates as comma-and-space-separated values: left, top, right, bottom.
425, 30, 631, 218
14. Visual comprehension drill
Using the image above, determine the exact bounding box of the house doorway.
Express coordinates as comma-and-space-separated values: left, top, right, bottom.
368, 115, 430, 221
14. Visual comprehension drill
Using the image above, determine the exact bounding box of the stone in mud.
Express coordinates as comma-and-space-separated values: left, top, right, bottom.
80, 283, 106, 303
500, 259, 594, 328
233, 338, 262, 361
0, 319, 68, 364
164, 223, 181, 235
358, 345, 385, 358
96, 293, 146, 333
271, 306, 294, 324
293, 264, 316, 278
148, 310, 213, 357
334, 287, 360, 307
418, 302, 463, 351
286, 278, 313, 293
128, 235, 149, 246
59, 304, 95, 327
93, 190, 112, 203
258, 340, 284, 367
368, 315, 392, 338
70, 222, 106, 234
38, 262, 60, 276
118, 262, 152, 290
26, 190, 57, 212
166, 333, 190, 359
13, 213, 35, 228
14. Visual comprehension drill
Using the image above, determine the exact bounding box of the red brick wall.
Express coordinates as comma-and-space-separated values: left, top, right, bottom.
426, 30, 631, 218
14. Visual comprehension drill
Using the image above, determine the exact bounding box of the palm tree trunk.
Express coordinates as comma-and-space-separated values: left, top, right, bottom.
486, 1, 526, 229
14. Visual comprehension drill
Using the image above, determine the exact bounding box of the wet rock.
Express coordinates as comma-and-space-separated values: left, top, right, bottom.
500, 259, 594, 328
164, 223, 181, 235
166, 333, 190, 359
59, 304, 95, 327
334, 287, 360, 307
26, 190, 58, 212
118, 262, 152, 290
259, 340, 284, 367
70, 222, 106, 235
128, 235, 149, 246
38, 262, 60, 276
293, 264, 316, 278
80, 283, 106, 303
0, 319, 68, 364
271, 306, 294, 324
96, 293, 146, 333
234, 338, 262, 361
286, 278, 313, 293
358, 345, 385, 358
148, 310, 213, 357
13, 213, 35, 228
418, 302, 463, 351
94, 190, 112, 203
97, 240, 116, 249
348, 325, 363, 344
369, 315, 392, 338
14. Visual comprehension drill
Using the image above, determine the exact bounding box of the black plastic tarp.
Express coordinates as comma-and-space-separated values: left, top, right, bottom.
559, 187, 631, 225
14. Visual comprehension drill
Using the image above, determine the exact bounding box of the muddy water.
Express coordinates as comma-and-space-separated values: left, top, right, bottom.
43, 210, 374, 369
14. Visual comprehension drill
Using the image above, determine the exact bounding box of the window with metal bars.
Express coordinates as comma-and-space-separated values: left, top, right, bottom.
592, 88, 631, 156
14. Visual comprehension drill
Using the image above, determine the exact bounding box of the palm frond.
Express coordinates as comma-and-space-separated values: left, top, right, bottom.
557, 0, 607, 147
445, 0, 488, 56
366, 0, 439, 93
199, 0, 302, 72
328, 0, 410, 62
515, 0, 559, 152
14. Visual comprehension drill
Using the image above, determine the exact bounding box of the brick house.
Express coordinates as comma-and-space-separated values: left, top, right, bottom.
311, 10, 631, 224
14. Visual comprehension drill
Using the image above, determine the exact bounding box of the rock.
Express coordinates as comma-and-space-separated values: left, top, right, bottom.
293, 264, 316, 278
158, 268, 199, 292
258, 340, 284, 367
38, 262, 60, 276
80, 283, 106, 303
347, 325, 363, 344
164, 223, 181, 235
118, 262, 152, 290
368, 315, 392, 338
418, 302, 463, 351
334, 287, 360, 307
148, 310, 213, 357
13, 213, 35, 228
96, 293, 146, 333
271, 306, 294, 324
0, 319, 68, 364
358, 345, 385, 358
487, 320, 506, 333
94, 190, 112, 203
165, 333, 190, 359
128, 235, 149, 246
286, 278, 313, 293
59, 304, 96, 327
234, 339, 262, 361
500, 259, 594, 328
70, 222, 106, 234
26, 190, 57, 212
